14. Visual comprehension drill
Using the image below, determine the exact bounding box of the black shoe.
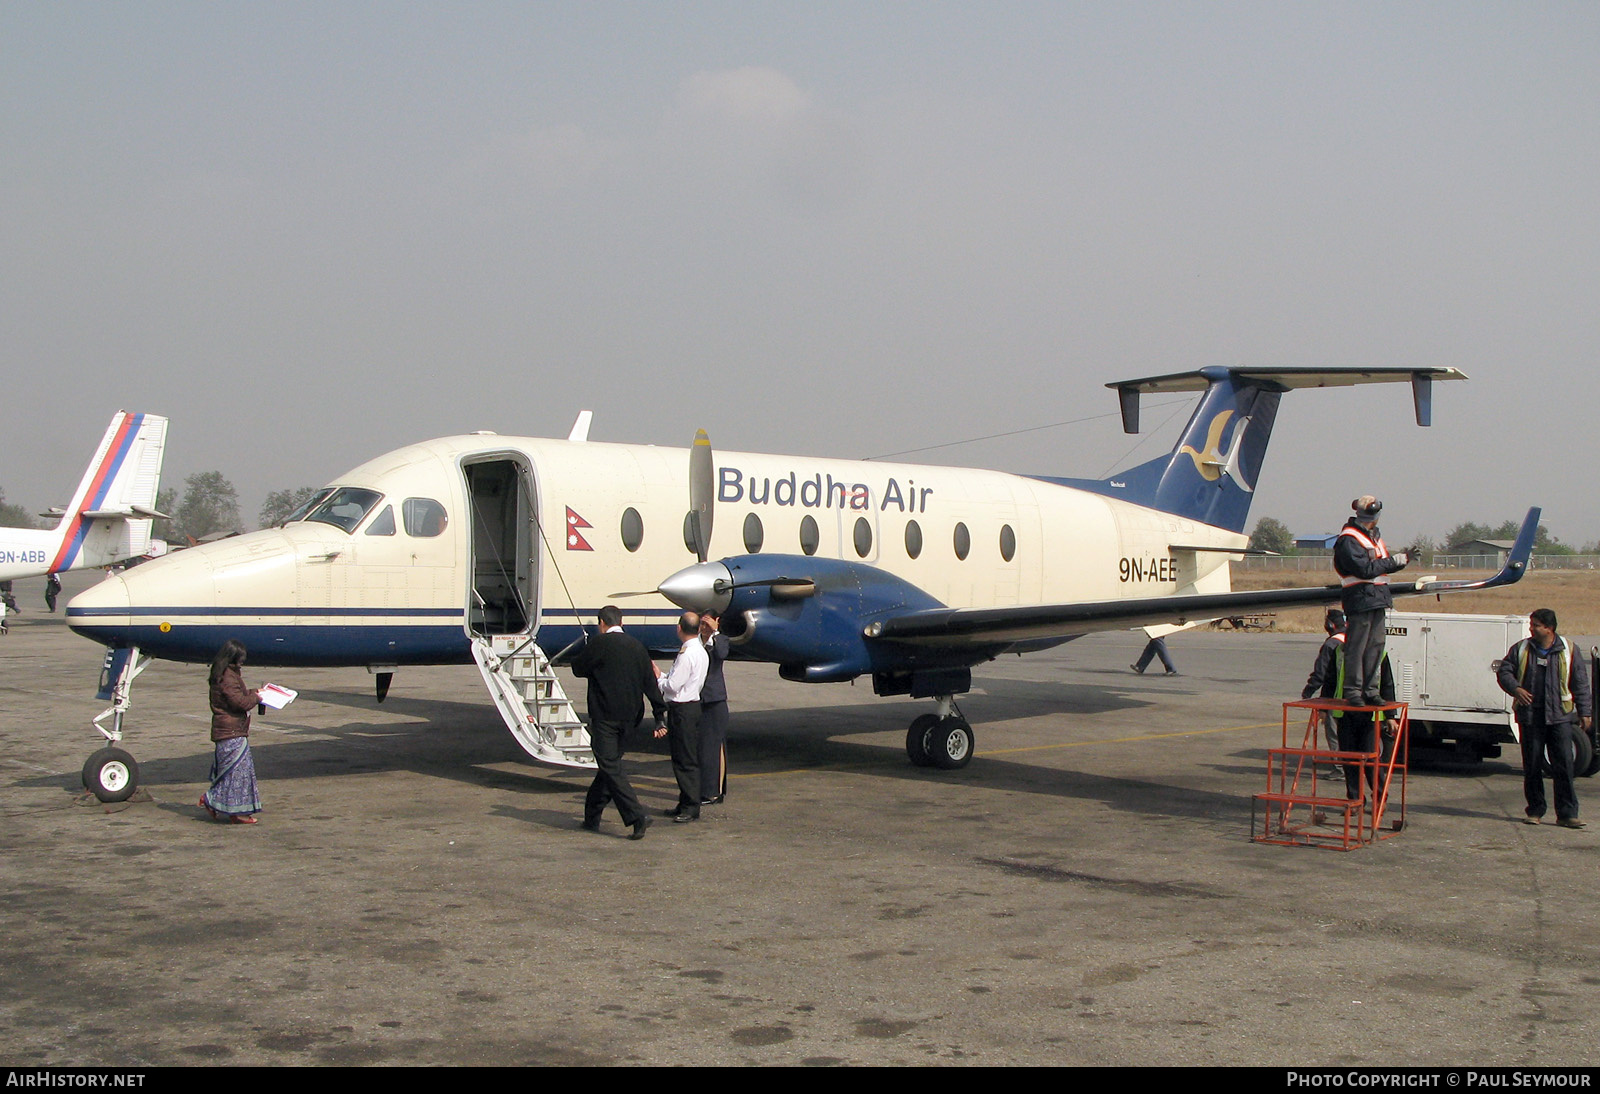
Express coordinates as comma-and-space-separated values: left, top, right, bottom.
629, 816, 653, 840
673, 811, 699, 824
1130, 664, 1144, 674
1164, 670, 1180, 676
700, 797, 722, 806
580, 817, 601, 832
662, 807, 682, 818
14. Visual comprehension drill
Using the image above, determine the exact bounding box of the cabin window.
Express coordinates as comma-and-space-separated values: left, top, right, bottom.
743, 513, 763, 554
620, 508, 644, 552
904, 520, 923, 559
799, 515, 819, 556
305, 487, 383, 534
364, 506, 396, 536
853, 517, 873, 558
403, 498, 448, 537
999, 524, 1016, 562
953, 522, 971, 560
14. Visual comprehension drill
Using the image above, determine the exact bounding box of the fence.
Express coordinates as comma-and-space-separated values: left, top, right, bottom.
1234, 554, 1600, 573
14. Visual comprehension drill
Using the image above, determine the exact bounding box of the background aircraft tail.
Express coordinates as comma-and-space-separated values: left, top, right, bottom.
1048, 366, 1461, 534
47, 412, 169, 572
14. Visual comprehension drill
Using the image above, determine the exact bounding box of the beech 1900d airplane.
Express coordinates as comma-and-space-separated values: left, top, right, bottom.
66, 368, 1534, 802
0, 411, 169, 585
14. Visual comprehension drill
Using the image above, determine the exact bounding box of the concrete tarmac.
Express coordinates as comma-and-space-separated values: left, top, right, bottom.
2, 584, 1597, 1066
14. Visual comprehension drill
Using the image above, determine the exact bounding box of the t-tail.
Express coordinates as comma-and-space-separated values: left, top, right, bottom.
1052, 366, 1463, 533
44, 411, 169, 572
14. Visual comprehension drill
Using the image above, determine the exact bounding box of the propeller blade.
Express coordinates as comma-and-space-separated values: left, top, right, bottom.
607, 589, 661, 598
689, 428, 714, 564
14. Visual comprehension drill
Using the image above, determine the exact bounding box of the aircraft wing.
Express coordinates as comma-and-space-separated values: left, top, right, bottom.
868, 507, 1538, 649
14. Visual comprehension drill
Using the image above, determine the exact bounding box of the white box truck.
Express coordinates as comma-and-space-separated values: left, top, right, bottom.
1385, 611, 1598, 774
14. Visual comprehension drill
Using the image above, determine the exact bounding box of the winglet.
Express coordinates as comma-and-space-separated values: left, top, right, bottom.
1411, 507, 1539, 595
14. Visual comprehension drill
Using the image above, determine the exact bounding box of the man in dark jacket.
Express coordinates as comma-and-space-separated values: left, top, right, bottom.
1333, 496, 1409, 704
698, 610, 731, 805
1303, 608, 1347, 758
1316, 635, 1399, 801
569, 605, 668, 840
1496, 609, 1592, 829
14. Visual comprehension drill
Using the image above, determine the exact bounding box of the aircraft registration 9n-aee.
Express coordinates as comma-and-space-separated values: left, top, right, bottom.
67, 367, 1536, 802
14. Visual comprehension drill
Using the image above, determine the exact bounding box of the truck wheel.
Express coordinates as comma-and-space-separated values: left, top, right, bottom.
1573, 730, 1595, 778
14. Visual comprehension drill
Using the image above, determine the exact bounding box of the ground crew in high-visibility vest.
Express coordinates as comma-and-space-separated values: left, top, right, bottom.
1333, 496, 1409, 705
1317, 640, 1399, 801
1302, 608, 1347, 759
1496, 609, 1592, 829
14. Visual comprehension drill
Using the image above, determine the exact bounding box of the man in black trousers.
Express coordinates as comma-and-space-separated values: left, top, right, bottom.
569, 605, 667, 840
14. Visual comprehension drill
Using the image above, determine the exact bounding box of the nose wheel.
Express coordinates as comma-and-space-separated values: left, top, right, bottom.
83, 747, 140, 803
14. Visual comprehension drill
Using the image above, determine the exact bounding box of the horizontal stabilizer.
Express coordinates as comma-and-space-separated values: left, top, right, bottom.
1110, 366, 1465, 432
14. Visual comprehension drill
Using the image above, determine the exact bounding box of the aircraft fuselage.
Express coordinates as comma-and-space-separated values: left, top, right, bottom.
67, 434, 1244, 671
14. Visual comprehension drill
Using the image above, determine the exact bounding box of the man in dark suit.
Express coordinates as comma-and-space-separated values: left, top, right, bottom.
568, 605, 667, 840
698, 609, 731, 805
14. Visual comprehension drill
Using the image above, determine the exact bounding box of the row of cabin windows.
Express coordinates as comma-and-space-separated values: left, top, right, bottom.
616, 506, 1016, 563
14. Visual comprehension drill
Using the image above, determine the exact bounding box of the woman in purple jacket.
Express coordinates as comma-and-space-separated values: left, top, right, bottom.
199, 639, 263, 824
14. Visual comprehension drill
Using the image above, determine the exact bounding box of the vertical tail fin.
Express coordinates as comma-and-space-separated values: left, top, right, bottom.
1049, 367, 1462, 533
48, 412, 169, 572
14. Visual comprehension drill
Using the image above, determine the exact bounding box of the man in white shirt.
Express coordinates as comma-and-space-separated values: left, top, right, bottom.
654, 612, 709, 822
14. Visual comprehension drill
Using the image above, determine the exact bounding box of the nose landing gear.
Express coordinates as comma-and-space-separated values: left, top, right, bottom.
84, 647, 150, 803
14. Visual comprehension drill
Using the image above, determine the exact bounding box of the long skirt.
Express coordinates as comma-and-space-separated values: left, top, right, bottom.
205, 737, 261, 816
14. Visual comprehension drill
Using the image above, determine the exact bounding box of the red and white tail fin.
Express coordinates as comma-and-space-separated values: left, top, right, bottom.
47, 412, 169, 573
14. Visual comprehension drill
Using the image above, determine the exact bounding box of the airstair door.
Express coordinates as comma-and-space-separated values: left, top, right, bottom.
462, 455, 594, 769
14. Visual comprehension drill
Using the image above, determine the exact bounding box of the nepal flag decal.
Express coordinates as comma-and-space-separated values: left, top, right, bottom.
566, 507, 594, 551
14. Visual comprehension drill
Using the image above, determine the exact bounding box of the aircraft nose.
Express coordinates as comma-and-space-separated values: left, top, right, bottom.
657, 561, 733, 614
68, 571, 131, 615
66, 570, 132, 644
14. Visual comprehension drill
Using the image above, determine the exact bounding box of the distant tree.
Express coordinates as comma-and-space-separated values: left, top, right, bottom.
259, 486, 322, 528
1444, 522, 1492, 549
149, 486, 179, 543
1446, 518, 1557, 551
0, 488, 38, 529
1248, 516, 1294, 554
170, 472, 241, 544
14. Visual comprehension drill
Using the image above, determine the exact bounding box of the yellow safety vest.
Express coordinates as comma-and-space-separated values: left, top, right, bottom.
1514, 639, 1576, 715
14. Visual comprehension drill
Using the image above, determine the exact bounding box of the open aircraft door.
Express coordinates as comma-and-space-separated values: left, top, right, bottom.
461, 454, 594, 769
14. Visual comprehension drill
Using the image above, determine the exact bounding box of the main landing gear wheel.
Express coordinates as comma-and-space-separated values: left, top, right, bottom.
82, 747, 140, 803
906, 714, 940, 767
926, 717, 975, 770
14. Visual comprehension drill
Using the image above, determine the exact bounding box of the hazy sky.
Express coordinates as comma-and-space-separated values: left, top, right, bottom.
3, 2, 1596, 545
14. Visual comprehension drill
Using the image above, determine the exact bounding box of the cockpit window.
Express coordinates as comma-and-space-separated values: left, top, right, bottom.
305, 487, 384, 534
364, 505, 396, 536
283, 488, 335, 525
402, 498, 448, 537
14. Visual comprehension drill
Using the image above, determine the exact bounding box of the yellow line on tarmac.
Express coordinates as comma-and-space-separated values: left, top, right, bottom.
732, 721, 1282, 778
984, 721, 1281, 757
